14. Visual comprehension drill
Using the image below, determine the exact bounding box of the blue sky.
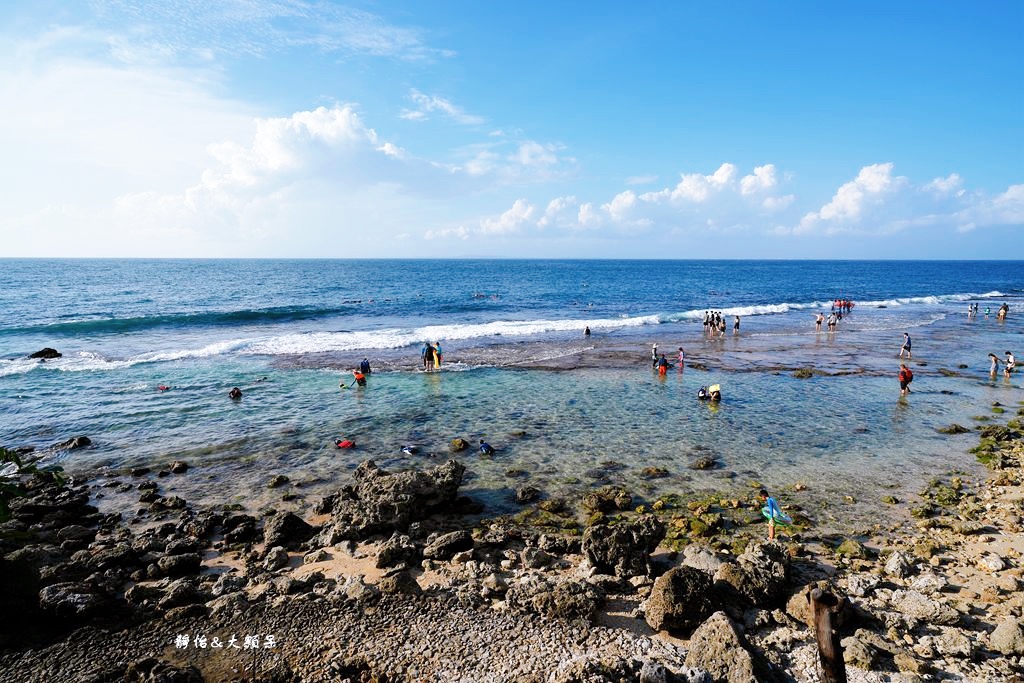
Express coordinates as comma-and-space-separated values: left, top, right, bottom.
1, 1, 1021, 258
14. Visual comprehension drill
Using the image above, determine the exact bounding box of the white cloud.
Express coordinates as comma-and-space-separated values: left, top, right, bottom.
763, 194, 795, 211
578, 202, 602, 228
740, 164, 778, 195
602, 190, 638, 221
955, 184, 1024, 232
479, 199, 536, 235
794, 163, 906, 234
643, 163, 738, 203
92, 0, 453, 63
424, 225, 470, 240
513, 141, 562, 168
625, 174, 658, 186
537, 196, 578, 228
401, 89, 484, 125
927, 173, 964, 196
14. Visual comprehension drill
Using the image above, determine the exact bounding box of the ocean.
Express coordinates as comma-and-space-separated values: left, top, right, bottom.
1, 259, 1022, 529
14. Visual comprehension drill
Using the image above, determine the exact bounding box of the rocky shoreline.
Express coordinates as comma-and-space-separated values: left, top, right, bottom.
2, 401, 1024, 682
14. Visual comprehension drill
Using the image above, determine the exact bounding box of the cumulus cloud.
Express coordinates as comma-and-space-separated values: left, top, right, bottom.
537, 196, 578, 228
955, 184, 1024, 232
793, 163, 906, 234
927, 173, 964, 196
642, 163, 738, 203
401, 89, 484, 125
479, 199, 536, 234
740, 164, 778, 195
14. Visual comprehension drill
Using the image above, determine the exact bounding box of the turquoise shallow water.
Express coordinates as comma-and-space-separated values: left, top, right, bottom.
1, 259, 1022, 526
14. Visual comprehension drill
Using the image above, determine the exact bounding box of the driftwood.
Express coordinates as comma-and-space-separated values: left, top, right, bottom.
810, 588, 849, 683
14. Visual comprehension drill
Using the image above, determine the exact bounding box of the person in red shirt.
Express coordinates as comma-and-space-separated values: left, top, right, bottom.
899, 363, 913, 396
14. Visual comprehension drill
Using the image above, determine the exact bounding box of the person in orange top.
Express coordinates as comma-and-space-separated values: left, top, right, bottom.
352, 369, 367, 387
898, 363, 913, 396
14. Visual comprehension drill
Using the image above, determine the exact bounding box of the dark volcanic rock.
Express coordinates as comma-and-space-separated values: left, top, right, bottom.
582, 515, 666, 577
38, 581, 109, 620
423, 530, 474, 560
581, 486, 633, 514
506, 575, 604, 622
321, 460, 466, 542
156, 552, 202, 578
515, 485, 542, 504
644, 566, 715, 634
263, 511, 315, 550
51, 436, 91, 451
713, 541, 790, 607
222, 514, 259, 544
684, 611, 757, 683
29, 348, 62, 359
376, 533, 419, 569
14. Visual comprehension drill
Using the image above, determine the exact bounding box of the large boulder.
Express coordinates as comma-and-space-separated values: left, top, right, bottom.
990, 617, 1024, 656
644, 566, 715, 634
506, 574, 604, 622
423, 530, 473, 560
582, 515, 666, 577
29, 348, 61, 359
376, 533, 418, 569
713, 541, 789, 607
263, 511, 315, 550
890, 589, 959, 626
321, 460, 466, 542
684, 611, 757, 683
38, 582, 110, 620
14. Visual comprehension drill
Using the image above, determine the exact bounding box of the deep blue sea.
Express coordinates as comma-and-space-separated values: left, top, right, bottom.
2, 259, 1022, 529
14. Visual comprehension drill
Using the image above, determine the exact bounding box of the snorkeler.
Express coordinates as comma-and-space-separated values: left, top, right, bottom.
228, 387, 242, 400
479, 439, 495, 456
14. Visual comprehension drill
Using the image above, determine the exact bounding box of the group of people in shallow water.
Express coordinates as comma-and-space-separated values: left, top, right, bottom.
815, 311, 843, 332
703, 311, 739, 336
420, 341, 444, 371
832, 299, 855, 313
989, 351, 1017, 378
969, 302, 1010, 320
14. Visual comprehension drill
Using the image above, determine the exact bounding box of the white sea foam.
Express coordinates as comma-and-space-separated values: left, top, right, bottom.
0, 290, 1009, 374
